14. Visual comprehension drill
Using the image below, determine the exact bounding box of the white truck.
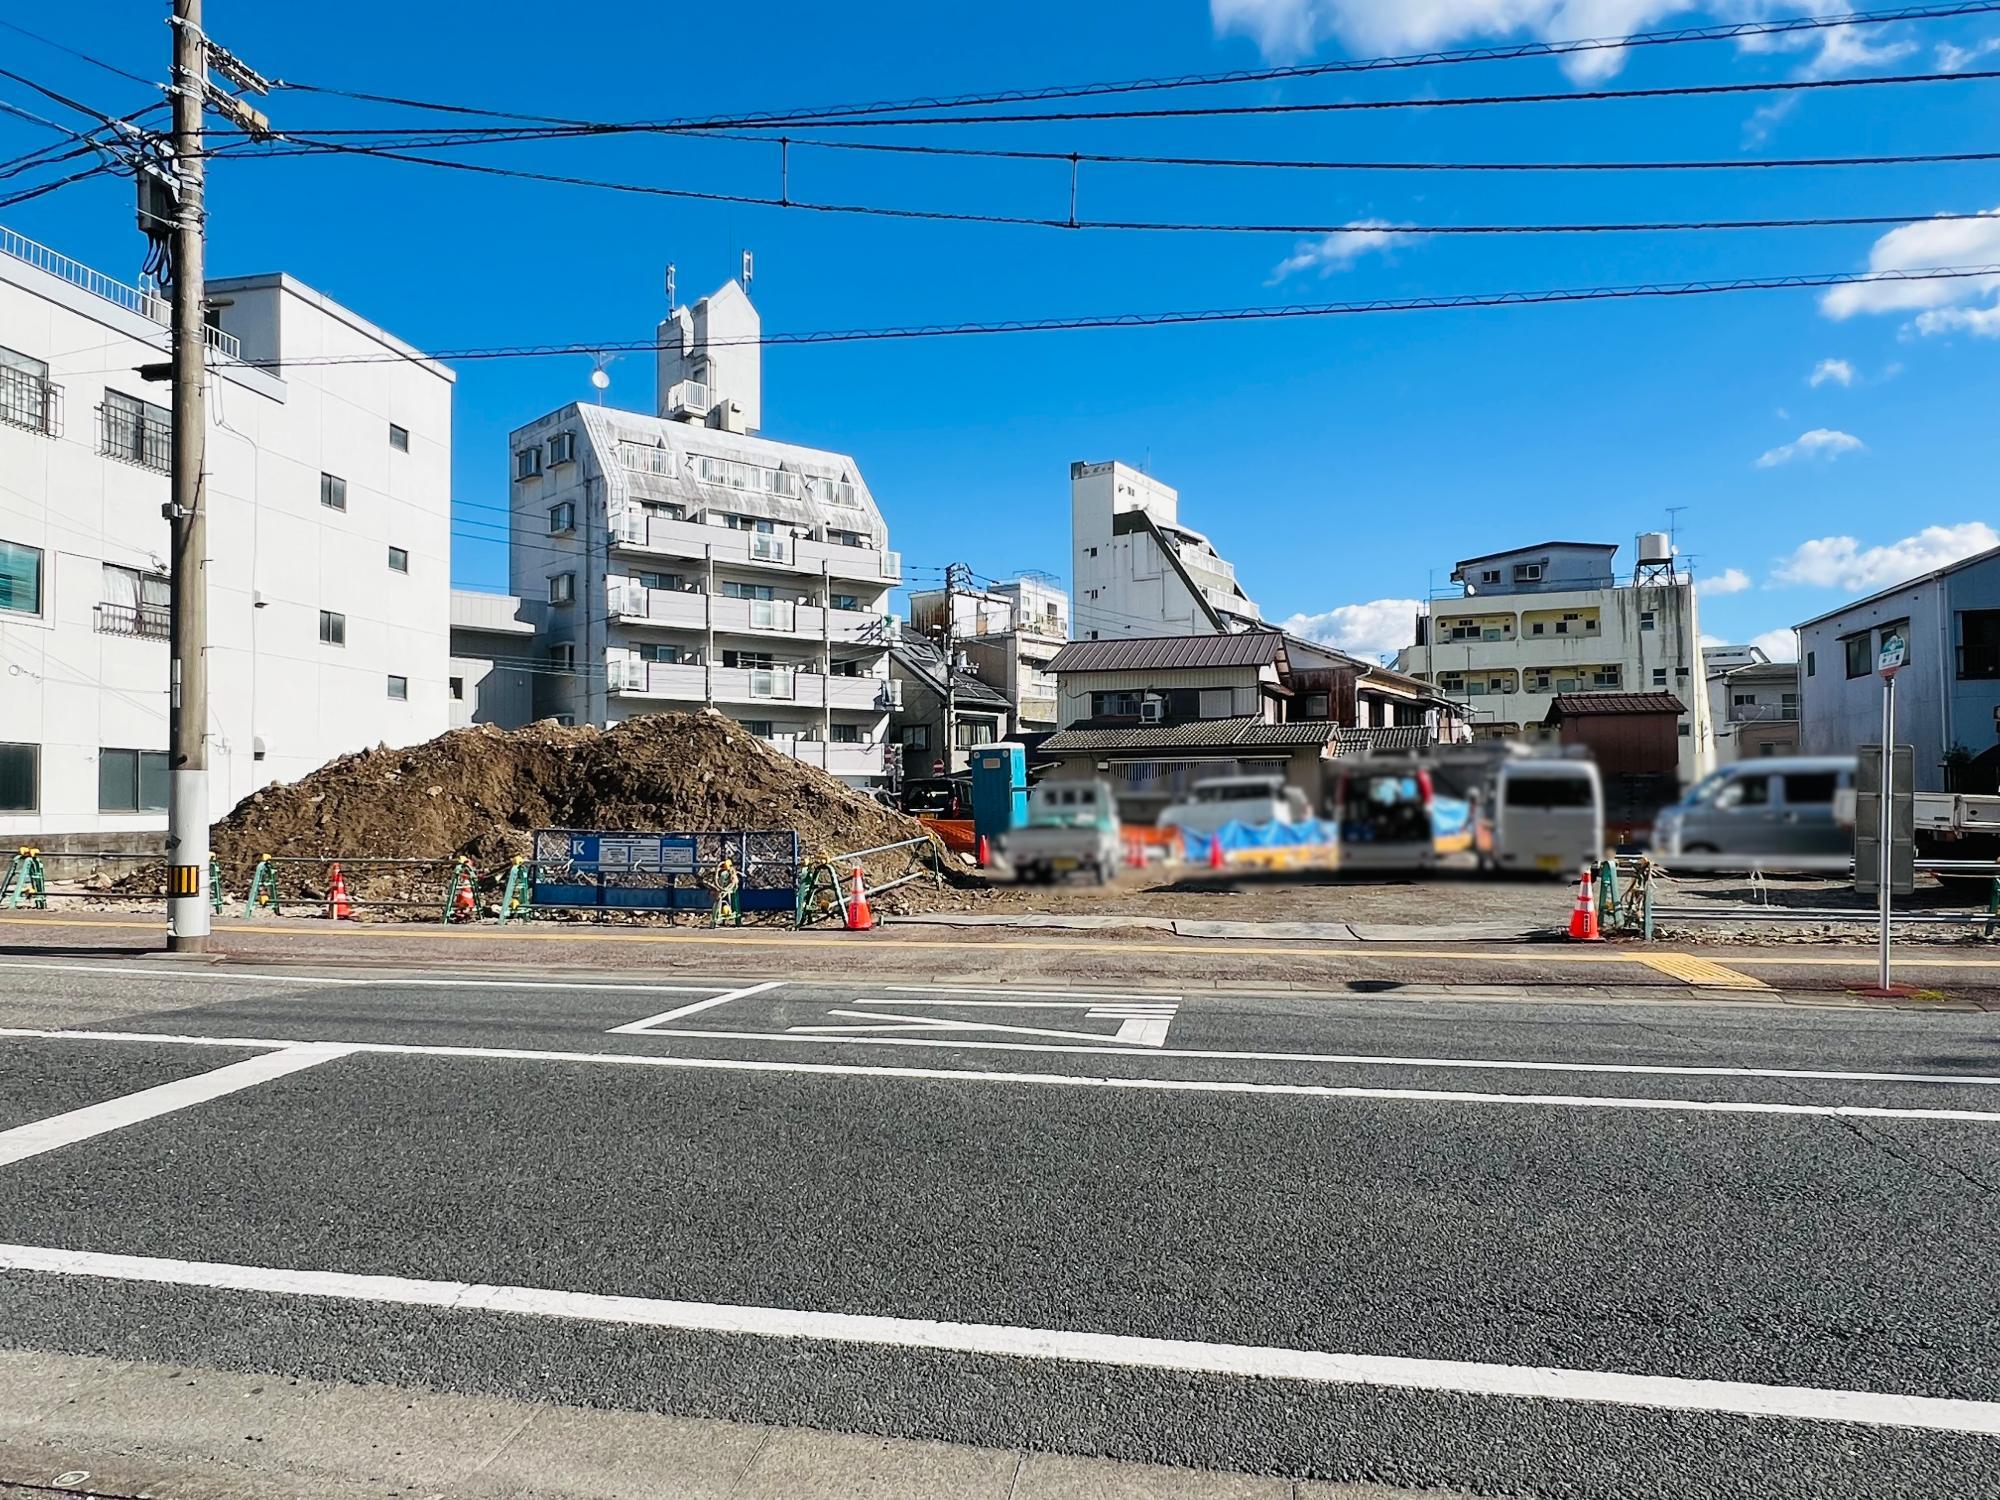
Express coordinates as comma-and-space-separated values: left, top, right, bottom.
996, 780, 1121, 886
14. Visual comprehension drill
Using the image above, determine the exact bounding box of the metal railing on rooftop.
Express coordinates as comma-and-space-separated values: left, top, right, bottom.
1, 224, 241, 360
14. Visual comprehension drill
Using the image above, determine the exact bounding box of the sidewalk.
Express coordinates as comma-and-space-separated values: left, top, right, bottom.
0, 1350, 1480, 1500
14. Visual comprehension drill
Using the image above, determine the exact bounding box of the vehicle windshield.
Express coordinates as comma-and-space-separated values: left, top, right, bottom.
1680, 770, 1734, 807
1194, 782, 1278, 803
1503, 775, 1594, 809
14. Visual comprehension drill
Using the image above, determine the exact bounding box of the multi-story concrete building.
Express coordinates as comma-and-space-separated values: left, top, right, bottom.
1703, 644, 1800, 764
1071, 460, 1259, 641
1396, 537, 1713, 783
0, 224, 453, 840
1796, 543, 2000, 791
506, 278, 900, 785
448, 589, 543, 730
907, 574, 1070, 736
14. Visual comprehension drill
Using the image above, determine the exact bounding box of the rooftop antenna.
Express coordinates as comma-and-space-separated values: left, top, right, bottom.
741, 249, 754, 297
665, 263, 677, 312
1666, 505, 1689, 571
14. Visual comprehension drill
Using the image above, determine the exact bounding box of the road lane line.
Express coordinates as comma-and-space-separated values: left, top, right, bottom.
1, 1243, 1993, 1437
0, 960, 717, 996
885, 987, 1186, 1001
851, 998, 1178, 1011
608, 980, 784, 1034
7, 1023, 1997, 1089
1, 1028, 1996, 1122
0, 1044, 355, 1168
1637, 955, 1772, 990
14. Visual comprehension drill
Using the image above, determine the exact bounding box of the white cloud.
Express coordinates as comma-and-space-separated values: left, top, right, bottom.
1937, 36, 2000, 72
1796, 24, 1916, 80
1281, 598, 1422, 661
1772, 521, 2000, 591
1911, 302, 2000, 339
1208, 1, 1786, 80
1741, 95, 1798, 146
1702, 567, 1752, 596
1819, 206, 2000, 319
1750, 628, 1799, 663
1754, 428, 1863, 468
1807, 357, 1854, 388
1267, 219, 1417, 282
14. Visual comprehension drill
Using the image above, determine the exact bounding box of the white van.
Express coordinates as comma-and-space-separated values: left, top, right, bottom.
1483, 760, 1603, 876
1158, 775, 1311, 840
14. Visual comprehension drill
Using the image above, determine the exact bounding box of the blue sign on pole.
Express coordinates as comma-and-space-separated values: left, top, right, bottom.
565, 832, 698, 875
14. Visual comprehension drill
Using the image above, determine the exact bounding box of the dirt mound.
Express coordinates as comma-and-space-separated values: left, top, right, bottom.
208, 712, 944, 902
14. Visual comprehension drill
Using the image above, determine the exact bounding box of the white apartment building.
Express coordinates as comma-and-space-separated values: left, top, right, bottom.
907, 574, 1070, 734
1071, 460, 1259, 641
0, 224, 453, 839
448, 589, 543, 730
1396, 537, 1714, 783
507, 279, 900, 784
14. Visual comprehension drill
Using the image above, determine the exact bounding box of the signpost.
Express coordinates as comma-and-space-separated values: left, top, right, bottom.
1874, 632, 1906, 993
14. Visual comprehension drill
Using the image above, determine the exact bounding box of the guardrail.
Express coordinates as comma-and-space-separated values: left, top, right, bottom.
796, 835, 944, 926
1606, 855, 2000, 940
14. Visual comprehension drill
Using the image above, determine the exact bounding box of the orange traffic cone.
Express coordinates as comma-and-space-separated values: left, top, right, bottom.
327, 862, 352, 921
845, 865, 874, 931
1208, 834, 1226, 871
1567, 864, 1602, 942
976, 834, 991, 868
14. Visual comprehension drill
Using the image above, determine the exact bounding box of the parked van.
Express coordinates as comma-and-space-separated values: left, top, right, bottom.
1334, 767, 1438, 872
1158, 775, 1311, 841
1651, 756, 1857, 861
1482, 760, 1603, 876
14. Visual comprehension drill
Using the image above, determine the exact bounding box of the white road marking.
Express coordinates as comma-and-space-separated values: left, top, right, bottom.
886, 986, 1183, 1002
0, 1044, 354, 1168
0, 960, 716, 996
789, 1006, 1177, 1048
2, 1027, 1996, 1123
851, 998, 1177, 1011
607, 981, 785, 1034
1, 1242, 1993, 1437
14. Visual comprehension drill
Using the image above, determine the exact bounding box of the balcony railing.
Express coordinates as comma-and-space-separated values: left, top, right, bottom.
95, 601, 170, 639
98, 403, 171, 472
1959, 642, 2000, 681
1728, 702, 1798, 724
1, 224, 240, 359
0, 365, 61, 437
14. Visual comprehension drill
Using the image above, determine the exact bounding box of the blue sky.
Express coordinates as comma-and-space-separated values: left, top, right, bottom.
5, 1, 1998, 660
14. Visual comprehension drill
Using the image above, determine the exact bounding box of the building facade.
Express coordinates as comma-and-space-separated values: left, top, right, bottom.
1704, 644, 1800, 764
888, 625, 1012, 778
448, 589, 543, 730
1070, 460, 1259, 641
1795, 544, 2000, 791
506, 279, 900, 785
1396, 538, 1713, 784
908, 574, 1070, 736
0, 225, 453, 839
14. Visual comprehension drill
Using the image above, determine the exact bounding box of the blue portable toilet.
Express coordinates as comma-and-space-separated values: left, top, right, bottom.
969, 742, 1028, 843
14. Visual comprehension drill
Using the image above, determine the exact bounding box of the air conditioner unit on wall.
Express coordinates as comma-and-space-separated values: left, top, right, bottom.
1139, 698, 1165, 722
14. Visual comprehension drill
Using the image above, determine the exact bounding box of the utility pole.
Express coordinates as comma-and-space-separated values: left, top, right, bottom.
942, 563, 962, 776
158, 2, 270, 951
164, 0, 210, 951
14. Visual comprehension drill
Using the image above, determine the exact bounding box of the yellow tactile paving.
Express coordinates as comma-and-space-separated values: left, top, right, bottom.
1635, 953, 1773, 990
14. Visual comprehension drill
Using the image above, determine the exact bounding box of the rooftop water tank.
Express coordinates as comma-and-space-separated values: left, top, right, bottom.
1637, 531, 1672, 565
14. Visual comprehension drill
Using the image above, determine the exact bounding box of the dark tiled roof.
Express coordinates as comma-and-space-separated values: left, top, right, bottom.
1047, 633, 1284, 674
1332, 726, 1436, 758
1546, 691, 1686, 717
893, 627, 1011, 708
1039, 716, 1336, 753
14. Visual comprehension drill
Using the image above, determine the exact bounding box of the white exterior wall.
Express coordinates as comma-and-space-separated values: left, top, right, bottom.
1397, 579, 1714, 783
0, 232, 451, 838
1070, 460, 1258, 641
1798, 581, 1951, 789
508, 403, 899, 784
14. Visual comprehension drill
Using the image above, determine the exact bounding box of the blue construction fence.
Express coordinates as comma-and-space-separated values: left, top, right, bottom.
526, 829, 799, 913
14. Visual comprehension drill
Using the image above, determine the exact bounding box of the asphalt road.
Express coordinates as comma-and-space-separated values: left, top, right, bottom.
0, 955, 1996, 1498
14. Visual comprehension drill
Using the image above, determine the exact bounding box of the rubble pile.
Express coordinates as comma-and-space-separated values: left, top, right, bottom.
204, 712, 955, 911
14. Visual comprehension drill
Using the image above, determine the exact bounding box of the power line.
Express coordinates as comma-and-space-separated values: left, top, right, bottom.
222, 263, 2000, 370
271, 2, 2000, 132
0, 157, 125, 210
0, 65, 143, 135
0, 20, 158, 88
222, 134, 2000, 239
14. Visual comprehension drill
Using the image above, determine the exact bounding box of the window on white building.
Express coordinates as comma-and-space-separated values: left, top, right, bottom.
1653, 668, 1668, 688
449, 677, 464, 701
387, 546, 409, 573
318, 610, 345, 646
97, 748, 167, 813
0, 743, 39, 812
955, 720, 996, 749
97, 563, 169, 638
903, 725, 930, 751
100, 389, 170, 471
389, 423, 410, 452
387, 675, 409, 701
831, 723, 863, 744
515, 446, 543, 481
546, 431, 576, 465
320, 473, 346, 511
548, 502, 575, 534
548, 572, 575, 606
0, 540, 41, 615
1639, 610, 1657, 632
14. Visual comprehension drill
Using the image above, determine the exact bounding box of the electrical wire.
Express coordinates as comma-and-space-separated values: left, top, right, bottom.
0, 65, 144, 135
272, 2, 2000, 131
0, 19, 158, 88
0, 157, 126, 210
220, 263, 2000, 370
217, 133, 2000, 239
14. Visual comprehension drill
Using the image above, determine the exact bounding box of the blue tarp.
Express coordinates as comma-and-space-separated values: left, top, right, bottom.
1431, 796, 1472, 840
1179, 818, 1339, 859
